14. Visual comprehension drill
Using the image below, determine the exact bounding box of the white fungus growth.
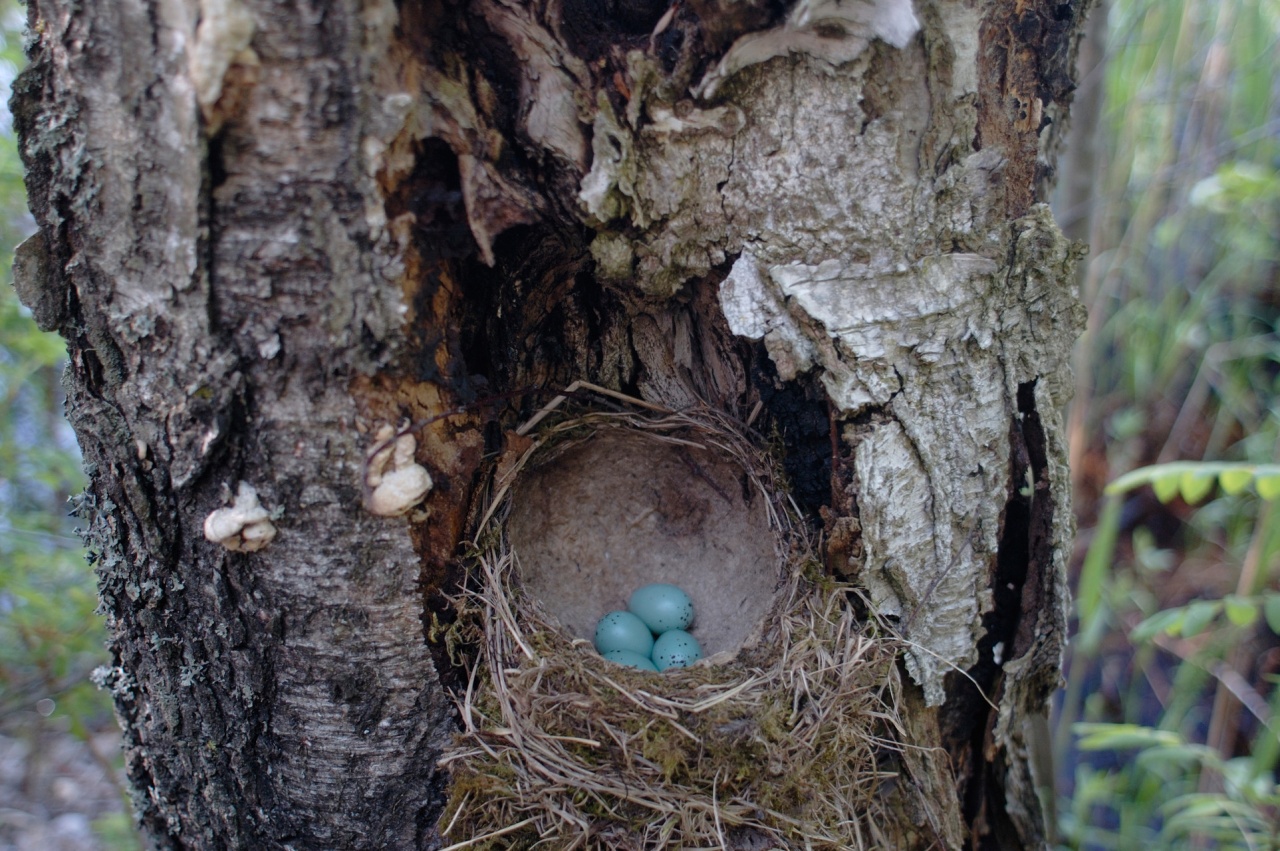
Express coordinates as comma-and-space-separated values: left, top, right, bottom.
364, 424, 433, 517
203, 482, 277, 552
190, 0, 256, 114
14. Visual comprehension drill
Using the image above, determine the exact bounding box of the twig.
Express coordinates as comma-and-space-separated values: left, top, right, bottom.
438, 817, 538, 851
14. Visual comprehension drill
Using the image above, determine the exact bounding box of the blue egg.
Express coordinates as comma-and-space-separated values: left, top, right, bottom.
594, 611, 655, 656
651, 629, 703, 671
628, 584, 695, 634
603, 649, 660, 672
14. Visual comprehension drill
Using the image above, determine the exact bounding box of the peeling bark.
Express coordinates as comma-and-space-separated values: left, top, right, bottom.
13, 0, 1089, 847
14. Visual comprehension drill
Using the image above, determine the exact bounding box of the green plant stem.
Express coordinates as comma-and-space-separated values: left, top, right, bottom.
1204, 450, 1278, 792
1054, 496, 1123, 791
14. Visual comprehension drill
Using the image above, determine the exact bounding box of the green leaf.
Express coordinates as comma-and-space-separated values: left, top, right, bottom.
1178, 470, 1216, 504
1106, 463, 1280, 498
1132, 608, 1185, 643
1219, 468, 1254, 495
1265, 594, 1280, 634
1223, 595, 1259, 628
1162, 792, 1260, 825
1136, 743, 1215, 771
1257, 474, 1280, 500
1074, 722, 1182, 751
1076, 497, 1122, 645
1153, 472, 1182, 503
1178, 600, 1221, 637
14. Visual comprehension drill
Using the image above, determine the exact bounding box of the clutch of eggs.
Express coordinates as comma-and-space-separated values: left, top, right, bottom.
593, 583, 702, 672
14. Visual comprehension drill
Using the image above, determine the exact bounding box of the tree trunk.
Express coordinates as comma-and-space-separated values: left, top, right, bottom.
11, 0, 1089, 848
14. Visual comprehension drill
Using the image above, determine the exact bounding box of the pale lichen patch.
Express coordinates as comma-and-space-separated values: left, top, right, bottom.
578, 94, 636, 226
640, 48, 1077, 705
718, 252, 817, 382
694, 0, 920, 99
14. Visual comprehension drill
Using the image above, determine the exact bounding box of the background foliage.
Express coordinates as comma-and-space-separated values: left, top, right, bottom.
1055, 0, 1280, 847
0, 1, 135, 847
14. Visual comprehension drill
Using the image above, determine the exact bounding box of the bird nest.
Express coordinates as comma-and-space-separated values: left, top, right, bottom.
436, 386, 908, 850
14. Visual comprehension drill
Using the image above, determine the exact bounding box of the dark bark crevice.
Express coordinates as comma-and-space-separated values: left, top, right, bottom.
748, 350, 834, 519
941, 377, 1057, 849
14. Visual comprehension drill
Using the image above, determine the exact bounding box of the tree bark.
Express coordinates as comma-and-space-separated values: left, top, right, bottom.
12, 0, 1089, 848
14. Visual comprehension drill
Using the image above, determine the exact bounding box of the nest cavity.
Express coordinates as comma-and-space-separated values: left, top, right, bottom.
437, 399, 907, 850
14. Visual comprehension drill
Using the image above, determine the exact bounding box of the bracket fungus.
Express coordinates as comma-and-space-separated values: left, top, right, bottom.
203, 481, 277, 552
364, 424, 433, 517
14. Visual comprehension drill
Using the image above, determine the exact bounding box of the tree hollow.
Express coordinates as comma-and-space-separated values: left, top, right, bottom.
506, 429, 779, 656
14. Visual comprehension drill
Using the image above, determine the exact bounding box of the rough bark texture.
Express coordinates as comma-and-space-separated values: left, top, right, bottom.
12, 0, 1089, 848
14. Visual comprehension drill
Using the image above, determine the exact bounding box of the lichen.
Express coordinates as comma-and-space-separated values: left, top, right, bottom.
694, 0, 920, 99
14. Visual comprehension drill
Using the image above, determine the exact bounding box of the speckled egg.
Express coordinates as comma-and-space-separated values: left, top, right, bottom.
594, 611, 655, 657
651, 629, 703, 671
603, 649, 660, 672
628, 583, 695, 634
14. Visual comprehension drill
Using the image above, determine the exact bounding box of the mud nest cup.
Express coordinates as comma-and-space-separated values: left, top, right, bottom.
437, 399, 908, 850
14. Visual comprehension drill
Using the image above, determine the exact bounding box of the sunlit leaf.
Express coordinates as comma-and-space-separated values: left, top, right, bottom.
1131, 608, 1185, 643
1223, 595, 1259, 628
1178, 600, 1221, 637
1162, 792, 1263, 826
1136, 743, 1216, 771
1153, 473, 1182, 504
1107, 464, 1280, 498
1219, 468, 1253, 495
1178, 470, 1216, 504
1162, 796, 1230, 820
1257, 474, 1280, 501
1264, 594, 1280, 635
1075, 722, 1182, 751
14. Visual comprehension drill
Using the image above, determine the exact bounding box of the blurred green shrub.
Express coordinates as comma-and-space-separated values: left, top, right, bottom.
0, 282, 106, 726
1065, 463, 1280, 849
1058, 0, 1280, 847
0, 0, 131, 846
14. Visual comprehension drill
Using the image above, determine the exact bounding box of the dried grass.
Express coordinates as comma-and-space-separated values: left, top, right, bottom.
437, 395, 907, 849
